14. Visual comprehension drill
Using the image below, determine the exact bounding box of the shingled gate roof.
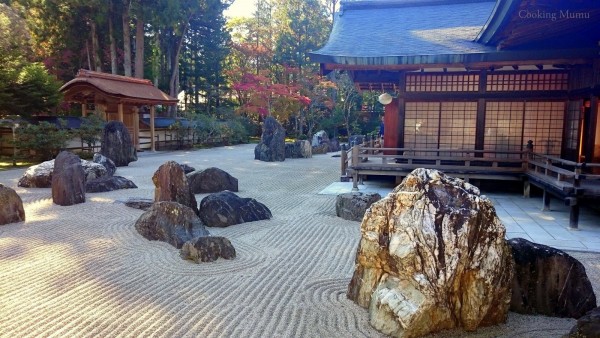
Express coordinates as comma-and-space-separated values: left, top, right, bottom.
60, 69, 178, 105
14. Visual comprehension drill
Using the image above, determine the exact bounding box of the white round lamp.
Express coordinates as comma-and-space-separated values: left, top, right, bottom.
378, 93, 393, 105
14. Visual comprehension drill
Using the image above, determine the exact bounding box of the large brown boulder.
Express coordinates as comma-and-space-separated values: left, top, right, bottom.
508, 238, 596, 318
51, 151, 86, 206
153, 161, 198, 215
100, 121, 137, 167
180, 236, 236, 263
134, 201, 209, 249
254, 116, 285, 162
0, 184, 25, 225
348, 168, 514, 337
198, 191, 272, 227
187, 167, 238, 194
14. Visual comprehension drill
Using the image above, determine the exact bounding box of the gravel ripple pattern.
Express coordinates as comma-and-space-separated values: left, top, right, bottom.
0, 144, 598, 338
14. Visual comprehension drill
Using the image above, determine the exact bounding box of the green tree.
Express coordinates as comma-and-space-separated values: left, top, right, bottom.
272, 0, 329, 75
15, 121, 71, 160
77, 114, 105, 150
1, 4, 62, 117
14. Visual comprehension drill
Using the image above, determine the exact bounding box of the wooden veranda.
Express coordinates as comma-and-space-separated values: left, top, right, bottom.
341, 140, 600, 229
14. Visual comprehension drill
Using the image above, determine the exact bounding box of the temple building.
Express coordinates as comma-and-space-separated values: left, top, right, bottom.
310, 0, 600, 163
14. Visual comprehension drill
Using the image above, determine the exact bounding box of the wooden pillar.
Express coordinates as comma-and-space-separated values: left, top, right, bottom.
117, 103, 124, 122
523, 179, 530, 198
133, 109, 140, 150
568, 199, 580, 230
81, 103, 87, 117
150, 105, 156, 152
542, 190, 551, 211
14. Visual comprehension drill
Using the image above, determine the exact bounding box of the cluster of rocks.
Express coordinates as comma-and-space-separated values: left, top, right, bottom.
346, 168, 598, 337
134, 161, 271, 263
254, 118, 343, 162
0, 121, 140, 225
18, 150, 137, 206
311, 130, 341, 155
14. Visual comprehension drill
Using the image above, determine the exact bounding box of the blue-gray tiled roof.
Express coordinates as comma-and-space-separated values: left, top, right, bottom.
311, 0, 497, 65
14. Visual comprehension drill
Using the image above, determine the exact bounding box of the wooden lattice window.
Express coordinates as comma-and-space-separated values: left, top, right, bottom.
522, 102, 564, 156
486, 72, 568, 91
406, 73, 479, 92
484, 101, 564, 158
404, 101, 477, 155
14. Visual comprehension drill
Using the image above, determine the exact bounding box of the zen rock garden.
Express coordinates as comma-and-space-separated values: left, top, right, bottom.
341, 168, 598, 337
4, 124, 599, 335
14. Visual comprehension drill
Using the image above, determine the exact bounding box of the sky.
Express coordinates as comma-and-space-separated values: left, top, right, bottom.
225, 0, 257, 18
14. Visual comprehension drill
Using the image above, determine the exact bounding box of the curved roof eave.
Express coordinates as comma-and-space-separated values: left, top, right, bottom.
475, 0, 520, 45
309, 47, 600, 68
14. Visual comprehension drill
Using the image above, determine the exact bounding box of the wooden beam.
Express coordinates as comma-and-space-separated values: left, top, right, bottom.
81, 103, 87, 117
133, 108, 140, 150
150, 105, 156, 152
117, 103, 124, 122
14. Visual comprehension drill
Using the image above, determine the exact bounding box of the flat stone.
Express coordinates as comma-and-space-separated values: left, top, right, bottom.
335, 192, 381, 221
180, 236, 236, 263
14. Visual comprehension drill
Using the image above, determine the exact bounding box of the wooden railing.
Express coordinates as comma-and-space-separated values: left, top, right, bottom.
341, 143, 600, 194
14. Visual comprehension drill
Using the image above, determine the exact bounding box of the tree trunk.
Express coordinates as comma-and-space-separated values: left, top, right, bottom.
109, 0, 117, 74
134, 15, 144, 78
168, 17, 192, 116
122, 0, 132, 77
91, 21, 102, 72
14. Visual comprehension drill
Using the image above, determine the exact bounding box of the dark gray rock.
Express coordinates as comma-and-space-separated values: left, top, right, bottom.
180, 236, 236, 263
199, 191, 272, 227
123, 197, 153, 211
180, 163, 196, 174
134, 201, 209, 249
285, 140, 312, 159
153, 161, 198, 215
187, 167, 238, 194
509, 238, 597, 319
0, 184, 25, 225
100, 121, 137, 167
254, 116, 285, 162
568, 307, 600, 337
86, 176, 137, 193
335, 192, 382, 221
328, 138, 341, 152
51, 151, 86, 206
93, 153, 116, 176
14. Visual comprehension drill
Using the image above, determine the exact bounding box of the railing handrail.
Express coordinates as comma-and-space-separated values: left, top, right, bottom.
341, 145, 600, 189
